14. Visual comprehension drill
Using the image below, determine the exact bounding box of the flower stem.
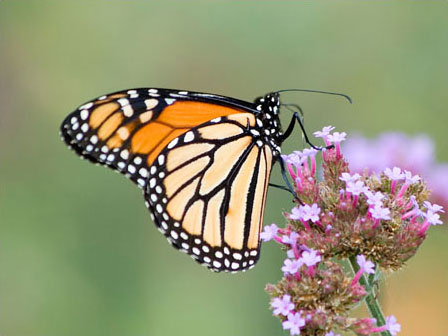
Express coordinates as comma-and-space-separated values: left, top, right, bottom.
348, 256, 391, 336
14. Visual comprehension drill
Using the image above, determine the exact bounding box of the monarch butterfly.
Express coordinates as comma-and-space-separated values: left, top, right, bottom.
60, 88, 348, 272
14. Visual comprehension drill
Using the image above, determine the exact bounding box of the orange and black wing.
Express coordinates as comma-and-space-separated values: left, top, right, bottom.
61, 88, 275, 272
145, 113, 274, 272
60, 88, 255, 189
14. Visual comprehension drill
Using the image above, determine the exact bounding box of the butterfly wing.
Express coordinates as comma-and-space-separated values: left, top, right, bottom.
61, 88, 254, 189
145, 113, 273, 272
61, 88, 274, 272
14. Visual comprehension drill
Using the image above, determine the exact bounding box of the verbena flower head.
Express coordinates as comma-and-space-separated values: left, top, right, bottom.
266, 126, 438, 336
342, 131, 448, 213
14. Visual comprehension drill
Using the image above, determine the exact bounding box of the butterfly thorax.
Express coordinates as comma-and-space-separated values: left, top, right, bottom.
253, 92, 282, 157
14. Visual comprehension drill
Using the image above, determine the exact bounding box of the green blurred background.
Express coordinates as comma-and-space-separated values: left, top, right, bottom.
1, 1, 447, 335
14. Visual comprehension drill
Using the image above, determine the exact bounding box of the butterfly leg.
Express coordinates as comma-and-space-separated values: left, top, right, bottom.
277, 156, 304, 204
269, 182, 293, 194
280, 112, 320, 150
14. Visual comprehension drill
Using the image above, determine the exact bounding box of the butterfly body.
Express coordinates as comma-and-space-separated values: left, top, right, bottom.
61, 88, 284, 272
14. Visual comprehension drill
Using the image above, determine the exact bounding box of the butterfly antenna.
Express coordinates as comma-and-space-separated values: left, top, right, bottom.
276, 88, 352, 104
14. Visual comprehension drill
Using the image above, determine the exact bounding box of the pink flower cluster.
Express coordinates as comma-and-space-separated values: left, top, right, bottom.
265, 127, 439, 335
342, 132, 448, 215
279, 127, 440, 268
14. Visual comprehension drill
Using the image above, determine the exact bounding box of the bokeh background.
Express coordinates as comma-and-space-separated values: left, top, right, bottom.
1, 2, 448, 335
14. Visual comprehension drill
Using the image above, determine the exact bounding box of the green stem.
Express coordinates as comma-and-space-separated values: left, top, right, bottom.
348, 256, 391, 336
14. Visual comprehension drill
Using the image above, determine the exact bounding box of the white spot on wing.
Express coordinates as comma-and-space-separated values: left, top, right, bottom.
79, 102, 93, 110
118, 98, 129, 107
80, 110, 89, 120
120, 149, 129, 160
81, 123, 89, 133
167, 138, 178, 149
122, 105, 134, 117
139, 168, 148, 177
184, 131, 194, 142
149, 178, 156, 188
144, 99, 158, 110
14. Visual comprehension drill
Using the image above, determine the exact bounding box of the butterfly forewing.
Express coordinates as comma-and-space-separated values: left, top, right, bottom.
61, 88, 249, 189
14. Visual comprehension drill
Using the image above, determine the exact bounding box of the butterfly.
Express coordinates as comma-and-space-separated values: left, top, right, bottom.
60, 88, 338, 272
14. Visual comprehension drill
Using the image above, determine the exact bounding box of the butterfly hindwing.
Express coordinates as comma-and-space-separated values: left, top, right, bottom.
145, 113, 273, 272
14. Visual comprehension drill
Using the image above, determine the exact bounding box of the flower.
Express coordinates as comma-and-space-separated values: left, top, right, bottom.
282, 312, 306, 335
300, 204, 321, 223
364, 191, 385, 206
260, 224, 279, 242
369, 205, 391, 220
351, 255, 375, 287
290, 206, 304, 220
339, 172, 361, 183
282, 152, 304, 166
403, 170, 420, 185
385, 315, 401, 336
282, 258, 302, 275
346, 180, 367, 196
424, 211, 443, 226
301, 148, 318, 158
283, 232, 300, 245
266, 128, 438, 336
384, 167, 404, 181
423, 201, 444, 213
356, 255, 375, 274
300, 249, 321, 267
313, 126, 335, 138
325, 332, 341, 336
271, 294, 295, 316
327, 132, 347, 144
